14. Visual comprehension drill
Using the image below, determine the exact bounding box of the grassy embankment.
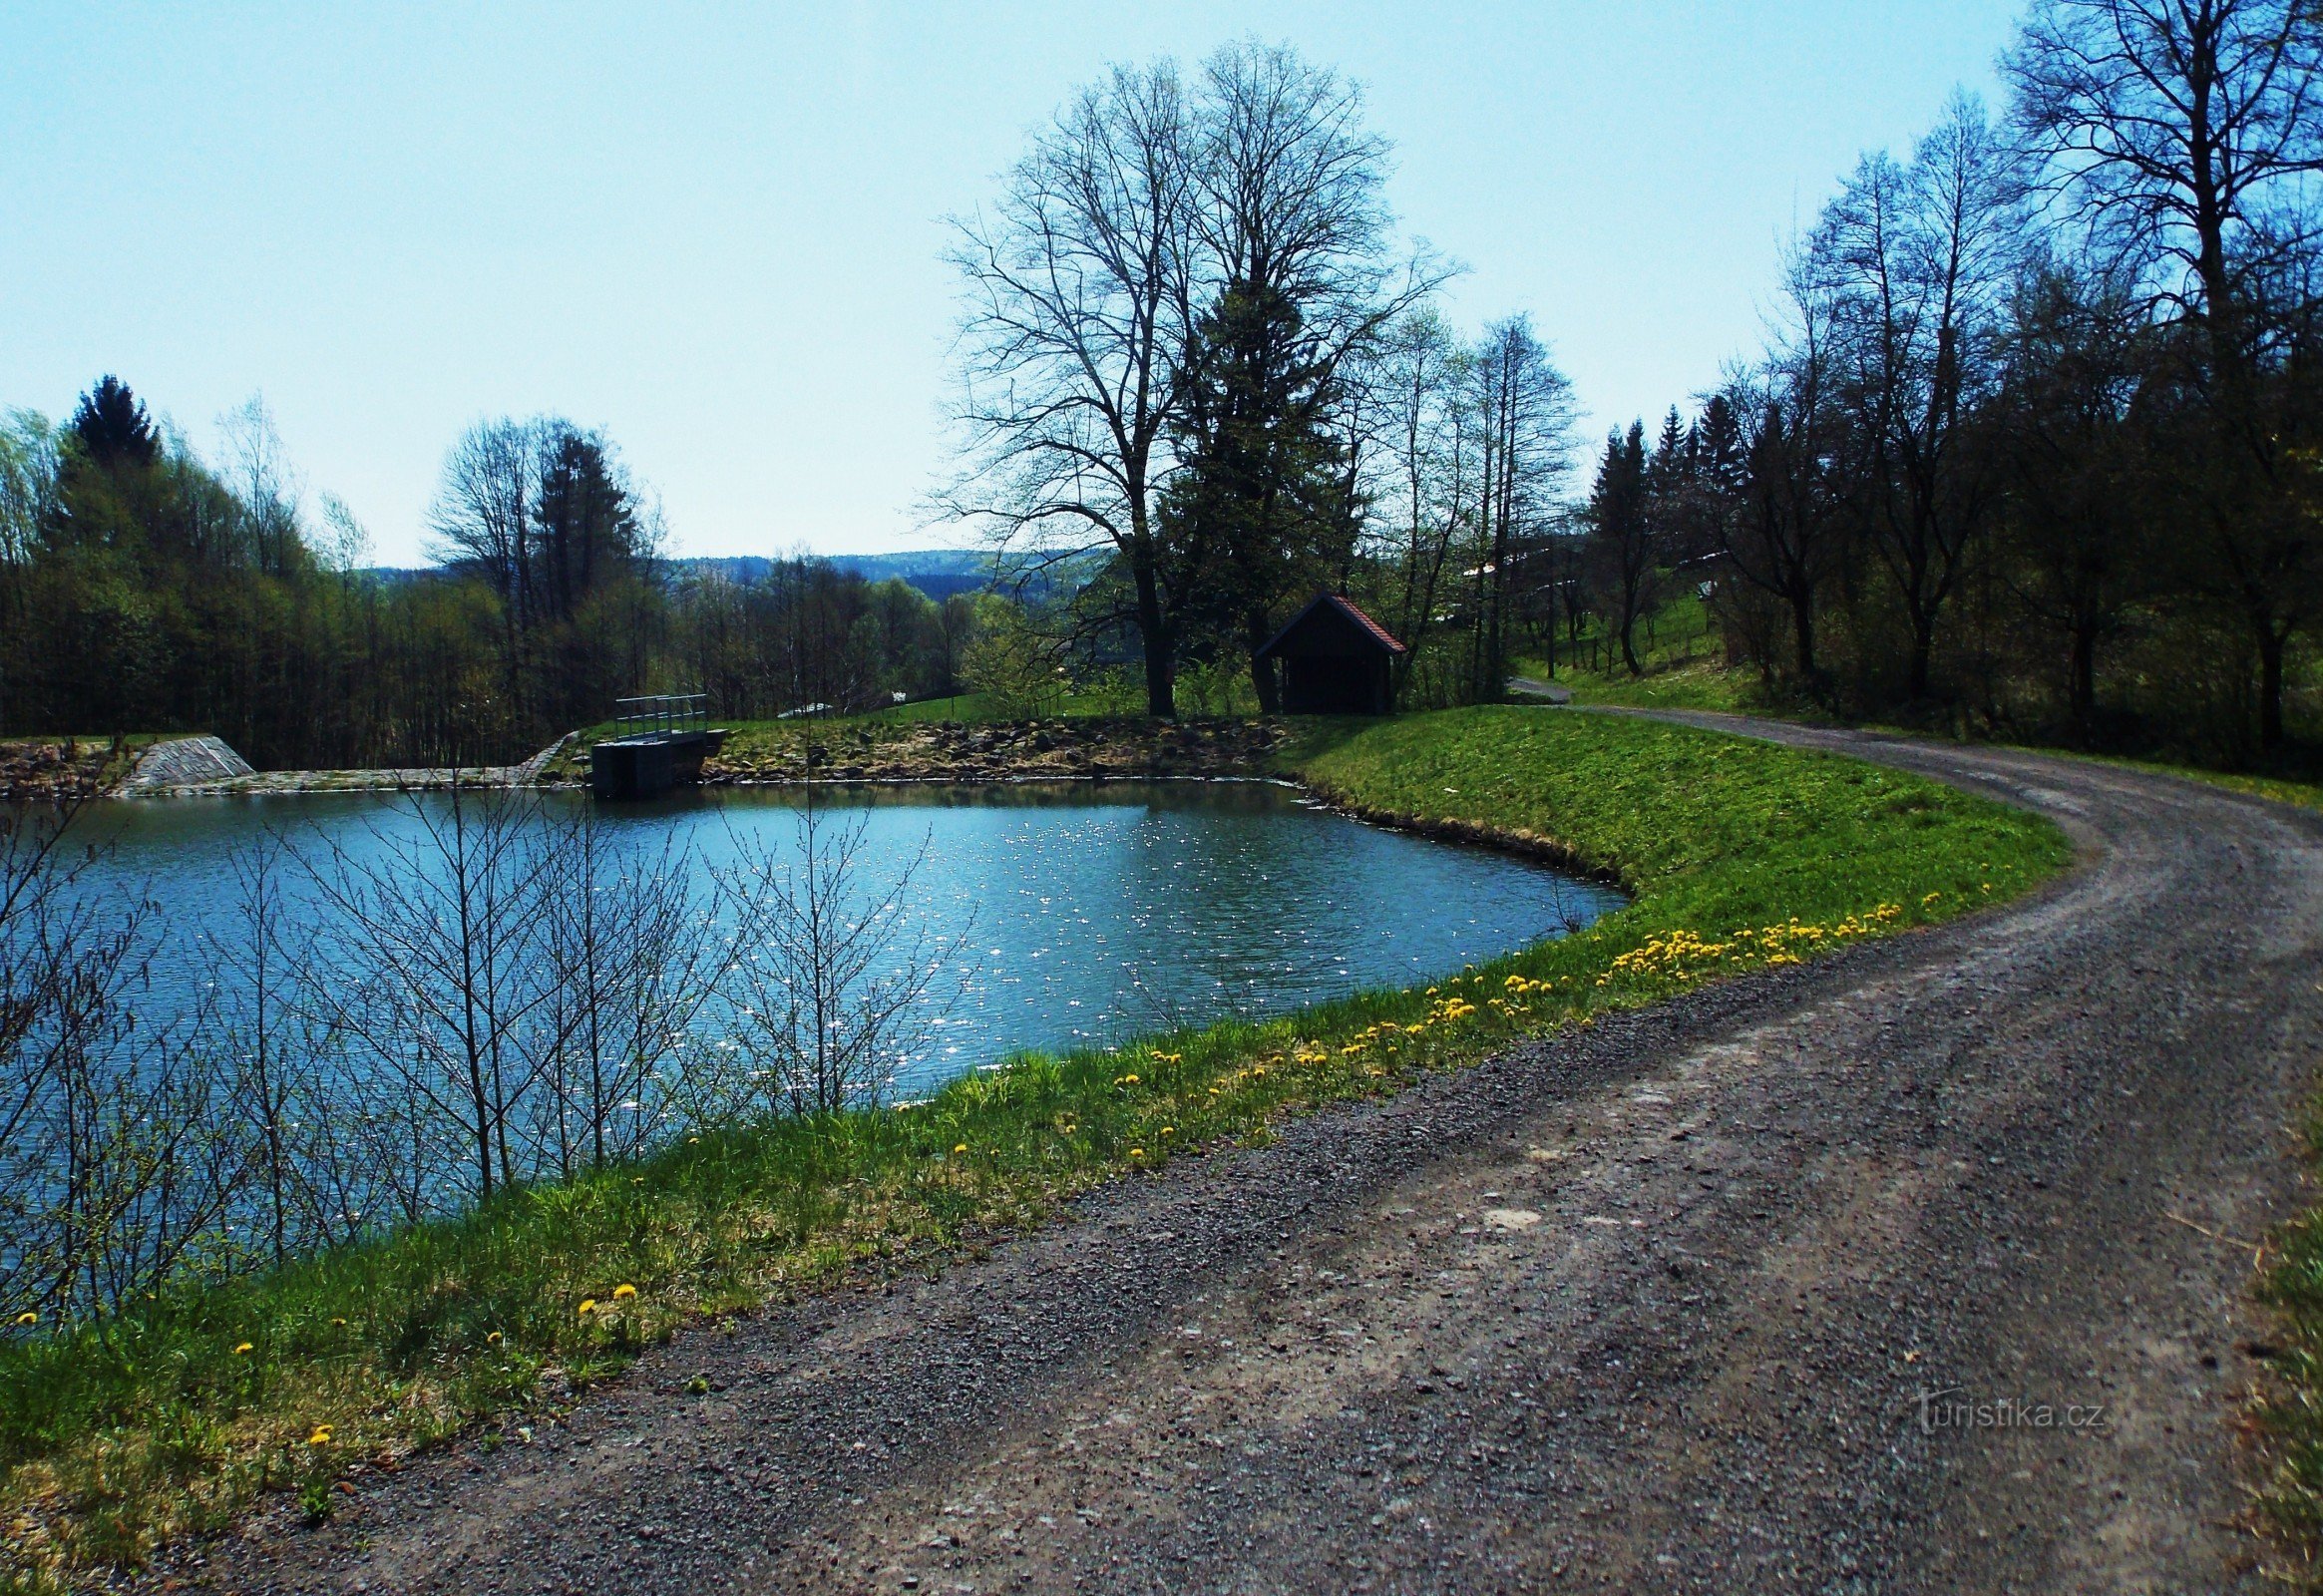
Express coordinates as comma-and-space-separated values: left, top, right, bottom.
1513, 592, 1768, 714
0, 707, 2068, 1588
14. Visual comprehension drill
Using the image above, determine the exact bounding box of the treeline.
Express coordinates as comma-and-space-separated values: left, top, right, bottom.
0, 388, 985, 767
1561, 0, 2323, 761
957, 8, 2323, 763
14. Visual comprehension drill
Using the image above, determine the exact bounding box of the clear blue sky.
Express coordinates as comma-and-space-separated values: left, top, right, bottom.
0, 2, 2025, 565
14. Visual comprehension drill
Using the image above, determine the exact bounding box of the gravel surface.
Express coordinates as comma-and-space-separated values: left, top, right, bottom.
185, 717, 2322, 1594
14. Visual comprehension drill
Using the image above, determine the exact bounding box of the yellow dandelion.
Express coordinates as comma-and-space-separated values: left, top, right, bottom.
578, 1299, 597, 1317
1160, 1126, 1174, 1136
953, 1143, 968, 1155
12, 1312, 34, 1328
308, 1425, 333, 1447
1129, 1147, 1146, 1158
487, 1331, 503, 1345
232, 1342, 254, 1356
611, 1284, 637, 1300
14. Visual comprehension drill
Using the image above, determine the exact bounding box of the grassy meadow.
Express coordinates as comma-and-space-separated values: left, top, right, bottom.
0, 706, 2069, 1586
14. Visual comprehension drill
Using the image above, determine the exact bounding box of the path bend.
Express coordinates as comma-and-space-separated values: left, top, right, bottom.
206, 717, 2323, 1595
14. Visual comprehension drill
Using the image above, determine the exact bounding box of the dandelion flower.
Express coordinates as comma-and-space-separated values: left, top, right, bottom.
308, 1425, 333, 1446
12, 1312, 34, 1328
1160, 1126, 1174, 1137
612, 1284, 637, 1300
1129, 1147, 1145, 1158
487, 1331, 503, 1345
578, 1299, 597, 1317
953, 1143, 968, 1155
233, 1342, 254, 1356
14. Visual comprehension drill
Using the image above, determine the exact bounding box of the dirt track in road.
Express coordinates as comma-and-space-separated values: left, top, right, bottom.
199, 716, 2323, 1594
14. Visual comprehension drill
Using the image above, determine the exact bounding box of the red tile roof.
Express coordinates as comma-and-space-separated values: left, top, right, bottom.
1254, 592, 1409, 659
1329, 595, 1408, 654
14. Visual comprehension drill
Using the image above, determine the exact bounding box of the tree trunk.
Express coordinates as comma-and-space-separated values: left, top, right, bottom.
1246, 608, 1282, 714
2069, 625, 2097, 731
2259, 619, 2286, 751
1129, 539, 1176, 718
1789, 588, 1819, 686
1907, 614, 1934, 702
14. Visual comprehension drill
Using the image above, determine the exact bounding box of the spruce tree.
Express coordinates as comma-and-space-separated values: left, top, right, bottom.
69, 375, 159, 473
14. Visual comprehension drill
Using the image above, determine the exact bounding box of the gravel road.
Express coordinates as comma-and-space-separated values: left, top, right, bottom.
195, 716, 2323, 1594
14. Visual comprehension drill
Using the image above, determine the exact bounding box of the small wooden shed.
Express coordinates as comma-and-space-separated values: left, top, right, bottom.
1253, 593, 1407, 714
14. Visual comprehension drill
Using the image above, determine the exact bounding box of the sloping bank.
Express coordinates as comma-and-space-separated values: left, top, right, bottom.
0, 706, 2069, 1585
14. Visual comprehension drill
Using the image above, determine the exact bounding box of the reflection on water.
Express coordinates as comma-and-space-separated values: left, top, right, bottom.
69, 780, 1623, 1093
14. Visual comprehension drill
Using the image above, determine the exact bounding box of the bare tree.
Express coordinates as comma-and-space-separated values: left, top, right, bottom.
0, 797, 236, 1320
216, 394, 306, 577
430, 419, 542, 729
1995, 264, 2156, 728
1177, 42, 1445, 704
2009, 0, 2323, 743
1722, 248, 1852, 691
1365, 308, 1474, 700
945, 62, 1202, 717
1818, 95, 2025, 697
2009, 0, 2323, 352
535, 808, 732, 1173
300, 785, 551, 1206
719, 795, 968, 1117
1468, 316, 1576, 696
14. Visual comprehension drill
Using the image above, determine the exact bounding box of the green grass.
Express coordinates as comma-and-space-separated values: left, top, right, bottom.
0, 706, 2070, 1583
1548, 659, 1763, 713
2067, 753, 2323, 815
857, 691, 1006, 723
2255, 1112, 2323, 1585
1513, 592, 1767, 714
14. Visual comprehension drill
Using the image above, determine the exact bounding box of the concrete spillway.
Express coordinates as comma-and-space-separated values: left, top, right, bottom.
119, 736, 257, 793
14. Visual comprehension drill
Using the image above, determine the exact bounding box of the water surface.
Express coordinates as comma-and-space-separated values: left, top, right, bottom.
72, 781, 1622, 1092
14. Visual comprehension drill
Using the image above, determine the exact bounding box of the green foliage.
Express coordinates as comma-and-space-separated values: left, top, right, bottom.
2254, 1103, 2323, 1582
960, 594, 1066, 717
1, 380, 1006, 770
0, 706, 2066, 1580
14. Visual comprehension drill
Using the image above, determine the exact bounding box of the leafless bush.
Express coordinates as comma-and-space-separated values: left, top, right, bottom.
533, 806, 736, 1173
297, 784, 552, 1209
0, 796, 238, 1321
718, 795, 968, 1116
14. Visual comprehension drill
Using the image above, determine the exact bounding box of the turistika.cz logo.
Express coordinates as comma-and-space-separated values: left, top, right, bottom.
1917, 1386, 2109, 1434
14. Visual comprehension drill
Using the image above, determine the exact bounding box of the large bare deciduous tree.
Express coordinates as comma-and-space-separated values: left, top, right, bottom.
945, 62, 1200, 717
1818, 95, 2026, 698
948, 45, 1436, 714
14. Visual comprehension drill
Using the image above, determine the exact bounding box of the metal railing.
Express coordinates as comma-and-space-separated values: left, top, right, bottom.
609, 693, 710, 740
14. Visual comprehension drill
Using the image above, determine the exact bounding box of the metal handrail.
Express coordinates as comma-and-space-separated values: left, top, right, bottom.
610, 693, 709, 740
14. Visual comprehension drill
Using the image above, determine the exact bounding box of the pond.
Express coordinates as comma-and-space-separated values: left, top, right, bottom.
70, 780, 1623, 1095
